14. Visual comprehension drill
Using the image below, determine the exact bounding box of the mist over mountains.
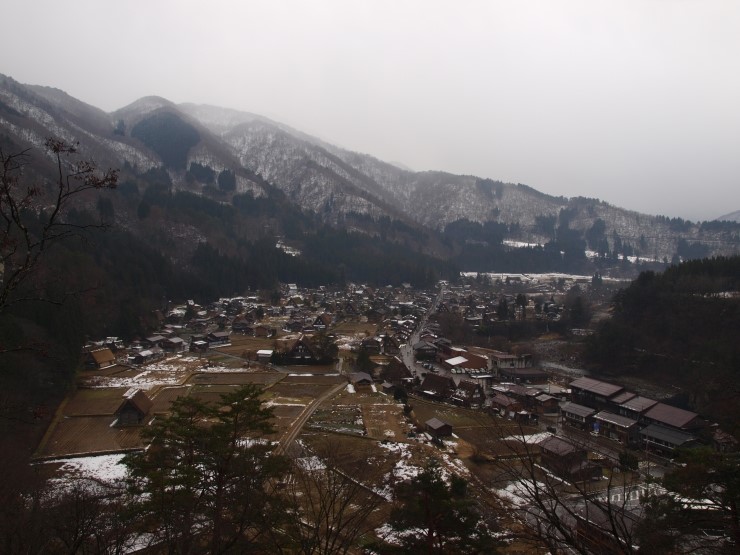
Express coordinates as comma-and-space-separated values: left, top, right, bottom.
2, 72, 739, 285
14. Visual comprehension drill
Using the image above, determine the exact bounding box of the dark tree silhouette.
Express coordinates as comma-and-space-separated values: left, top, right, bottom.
0, 138, 118, 313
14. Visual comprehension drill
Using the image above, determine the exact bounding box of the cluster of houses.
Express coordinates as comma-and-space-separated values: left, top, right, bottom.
433, 280, 566, 325
561, 376, 725, 455
84, 280, 730, 463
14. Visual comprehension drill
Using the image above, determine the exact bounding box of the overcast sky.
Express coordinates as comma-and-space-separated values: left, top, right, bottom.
2, 1, 739, 221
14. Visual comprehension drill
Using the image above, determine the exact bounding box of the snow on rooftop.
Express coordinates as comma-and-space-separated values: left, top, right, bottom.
501, 431, 553, 444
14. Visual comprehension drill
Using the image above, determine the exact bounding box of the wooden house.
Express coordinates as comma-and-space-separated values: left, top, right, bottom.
489, 392, 524, 416
560, 401, 597, 432
425, 418, 453, 439
86, 348, 116, 369
592, 411, 640, 446
207, 331, 231, 345
349, 372, 373, 386
569, 377, 625, 411
418, 374, 456, 401
114, 389, 153, 427
538, 436, 602, 482
642, 402, 705, 432
451, 380, 485, 408
412, 341, 438, 360
640, 424, 699, 455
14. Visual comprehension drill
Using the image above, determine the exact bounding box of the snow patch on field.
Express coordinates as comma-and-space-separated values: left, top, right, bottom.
263, 400, 307, 408
494, 479, 546, 507
44, 454, 129, 496
85, 370, 182, 389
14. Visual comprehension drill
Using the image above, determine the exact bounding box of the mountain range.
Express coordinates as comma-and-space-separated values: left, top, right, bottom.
2, 72, 739, 283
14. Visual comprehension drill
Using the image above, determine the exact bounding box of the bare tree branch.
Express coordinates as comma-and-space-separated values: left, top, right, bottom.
0, 138, 118, 313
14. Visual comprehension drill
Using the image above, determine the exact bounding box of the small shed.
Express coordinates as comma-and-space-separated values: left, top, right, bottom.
349, 372, 373, 386
425, 417, 453, 439
86, 348, 115, 369
114, 389, 153, 427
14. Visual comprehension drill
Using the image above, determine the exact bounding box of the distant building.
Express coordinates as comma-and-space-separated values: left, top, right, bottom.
86, 348, 116, 369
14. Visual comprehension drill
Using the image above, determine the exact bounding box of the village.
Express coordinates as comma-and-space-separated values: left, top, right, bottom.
35, 274, 733, 552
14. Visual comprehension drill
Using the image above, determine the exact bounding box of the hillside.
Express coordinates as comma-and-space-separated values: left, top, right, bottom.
586, 256, 740, 430
2, 73, 738, 269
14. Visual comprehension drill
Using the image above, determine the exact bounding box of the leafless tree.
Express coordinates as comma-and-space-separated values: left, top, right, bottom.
279, 439, 387, 555
0, 138, 118, 313
485, 422, 648, 554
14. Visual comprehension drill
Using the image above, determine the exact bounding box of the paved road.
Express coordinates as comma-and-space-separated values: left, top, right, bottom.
274, 380, 346, 456
401, 284, 446, 379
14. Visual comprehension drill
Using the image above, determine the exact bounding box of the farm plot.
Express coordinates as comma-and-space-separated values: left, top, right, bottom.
187, 372, 284, 386
211, 334, 278, 357
410, 398, 491, 429
332, 322, 378, 336
270, 382, 337, 403
362, 403, 408, 441
267, 403, 307, 437
63, 388, 129, 416
283, 364, 340, 375
150, 386, 192, 413
189, 384, 240, 405
307, 404, 365, 435
36, 416, 146, 459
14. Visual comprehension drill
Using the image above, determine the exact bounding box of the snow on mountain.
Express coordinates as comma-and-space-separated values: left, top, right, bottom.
2, 72, 739, 261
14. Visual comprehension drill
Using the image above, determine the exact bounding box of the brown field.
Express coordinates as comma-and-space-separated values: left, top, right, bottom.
63, 388, 129, 416
150, 386, 191, 413
270, 382, 336, 401
409, 398, 490, 428
283, 364, 339, 375
37, 416, 146, 458
408, 397, 538, 457
362, 403, 408, 440
308, 404, 365, 435
189, 384, 240, 405
211, 334, 278, 356
299, 432, 398, 479
332, 322, 378, 336
187, 372, 285, 386
269, 404, 306, 420
199, 353, 246, 368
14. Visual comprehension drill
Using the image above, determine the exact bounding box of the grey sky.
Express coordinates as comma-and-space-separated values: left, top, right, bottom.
2, 1, 739, 221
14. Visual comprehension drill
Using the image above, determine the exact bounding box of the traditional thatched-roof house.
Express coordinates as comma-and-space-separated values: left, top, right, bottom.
86, 348, 116, 369
114, 389, 153, 427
